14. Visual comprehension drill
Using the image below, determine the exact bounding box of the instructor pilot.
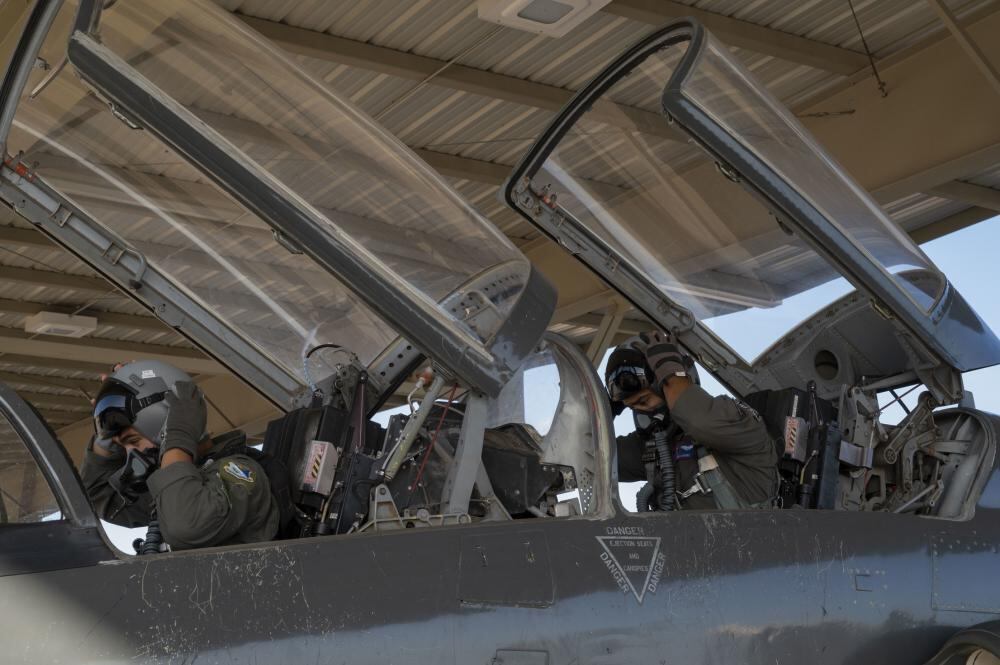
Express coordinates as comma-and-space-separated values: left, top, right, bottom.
606, 331, 777, 510
81, 360, 279, 550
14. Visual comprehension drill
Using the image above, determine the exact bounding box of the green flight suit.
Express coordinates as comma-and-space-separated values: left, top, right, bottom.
80, 447, 153, 528
80, 431, 279, 550
617, 384, 778, 509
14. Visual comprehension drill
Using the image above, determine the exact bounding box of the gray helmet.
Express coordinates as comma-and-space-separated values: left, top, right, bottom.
92, 360, 196, 445
604, 340, 701, 416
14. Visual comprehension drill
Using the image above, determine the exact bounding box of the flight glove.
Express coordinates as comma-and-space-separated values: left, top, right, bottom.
159, 381, 207, 462
631, 330, 687, 392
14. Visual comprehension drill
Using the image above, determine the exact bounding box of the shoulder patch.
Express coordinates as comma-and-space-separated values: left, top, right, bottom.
733, 399, 762, 422
221, 459, 256, 485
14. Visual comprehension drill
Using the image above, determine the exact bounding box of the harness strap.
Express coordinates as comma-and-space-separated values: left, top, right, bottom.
694, 454, 748, 509
677, 450, 772, 510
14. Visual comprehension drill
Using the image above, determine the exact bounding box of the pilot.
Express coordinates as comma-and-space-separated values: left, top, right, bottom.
81, 360, 280, 550
606, 330, 777, 510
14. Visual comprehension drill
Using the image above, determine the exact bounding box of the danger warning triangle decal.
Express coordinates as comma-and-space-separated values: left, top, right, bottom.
596, 530, 665, 604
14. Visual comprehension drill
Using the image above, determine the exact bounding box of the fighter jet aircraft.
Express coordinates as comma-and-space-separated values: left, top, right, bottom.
0, 1, 998, 663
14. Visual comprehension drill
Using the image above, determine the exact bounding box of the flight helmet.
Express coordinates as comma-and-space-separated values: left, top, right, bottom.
604, 337, 700, 416
604, 345, 653, 416
92, 360, 195, 445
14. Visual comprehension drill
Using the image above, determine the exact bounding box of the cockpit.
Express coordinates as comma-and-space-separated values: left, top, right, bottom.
0, 0, 617, 540
1, 1, 999, 552
252, 333, 614, 537
503, 21, 1000, 521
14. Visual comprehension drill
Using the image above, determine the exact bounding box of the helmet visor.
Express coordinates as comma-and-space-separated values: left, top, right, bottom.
606, 364, 650, 402
93, 391, 133, 437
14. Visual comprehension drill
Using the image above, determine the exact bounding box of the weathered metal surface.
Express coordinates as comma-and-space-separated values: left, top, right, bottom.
1, 370, 999, 664
2, 506, 1000, 663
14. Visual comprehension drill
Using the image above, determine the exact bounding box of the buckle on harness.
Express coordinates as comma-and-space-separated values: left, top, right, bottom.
677, 473, 713, 500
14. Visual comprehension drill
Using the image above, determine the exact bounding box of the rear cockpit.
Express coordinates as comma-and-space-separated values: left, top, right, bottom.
741, 292, 998, 519
503, 21, 1000, 520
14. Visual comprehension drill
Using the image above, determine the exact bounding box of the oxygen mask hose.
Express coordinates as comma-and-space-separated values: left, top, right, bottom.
654, 423, 679, 511
636, 480, 655, 512
135, 515, 165, 556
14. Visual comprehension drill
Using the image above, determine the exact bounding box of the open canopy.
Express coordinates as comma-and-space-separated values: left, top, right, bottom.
5, 0, 555, 406
505, 20, 1000, 388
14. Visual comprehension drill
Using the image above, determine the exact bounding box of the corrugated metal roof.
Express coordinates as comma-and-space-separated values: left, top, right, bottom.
968, 164, 1000, 190
883, 193, 970, 232
677, 0, 993, 54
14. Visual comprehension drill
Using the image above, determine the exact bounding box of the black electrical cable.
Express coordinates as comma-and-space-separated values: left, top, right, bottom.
305, 343, 343, 359
302, 343, 355, 400
847, 0, 888, 97
654, 424, 679, 511
135, 513, 163, 555
636, 481, 655, 512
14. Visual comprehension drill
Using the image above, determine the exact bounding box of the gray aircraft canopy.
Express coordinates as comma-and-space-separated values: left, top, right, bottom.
504, 20, 1000, 398
2, 0, 555, 408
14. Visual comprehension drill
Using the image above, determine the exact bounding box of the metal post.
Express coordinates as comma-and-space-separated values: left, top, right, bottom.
586, 298, 627, 365
926, 0, 1000, 98
441, 392, 488, 515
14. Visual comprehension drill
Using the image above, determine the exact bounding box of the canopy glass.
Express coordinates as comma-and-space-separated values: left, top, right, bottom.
8, 0, 538, 393
516, 28, 945, 365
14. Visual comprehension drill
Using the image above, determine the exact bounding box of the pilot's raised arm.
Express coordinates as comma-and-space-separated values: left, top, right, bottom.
147, 382, 279, 549
86, 361, 280, 551
606, 332, 777, 510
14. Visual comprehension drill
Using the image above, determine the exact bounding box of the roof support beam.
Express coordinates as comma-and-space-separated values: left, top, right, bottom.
568, 314, 653, 335
927, 181, 1000, 212
34, 153, 485, 275
415, 149, 509, 185
79, 92, 511, 188
0, 353, 110, 375
909, 206, 997, 244
602, 0, 869, 75
0, 265, 112, 294
799, 9, 1000, 214
925, 0, 1000, 98
238, 15, 680, 141
0, 327, 223, 375
0, 252, 326, 328
35, 410, 79, 427
0, 296, 169, 333
0, 225, 51, 248
871, 143, 1000, 206
794, 3, 1000, 113
552, 289, 617, 325
15, 391, 90, 412
586, 298, 628, 365
0, 370, 93, 393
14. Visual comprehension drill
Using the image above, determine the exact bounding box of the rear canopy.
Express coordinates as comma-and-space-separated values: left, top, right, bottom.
504, 20, 1000, 392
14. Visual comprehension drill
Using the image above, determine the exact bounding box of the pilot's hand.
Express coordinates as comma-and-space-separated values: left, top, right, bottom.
159, 381, 207, 462
631, 330, 687, 391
